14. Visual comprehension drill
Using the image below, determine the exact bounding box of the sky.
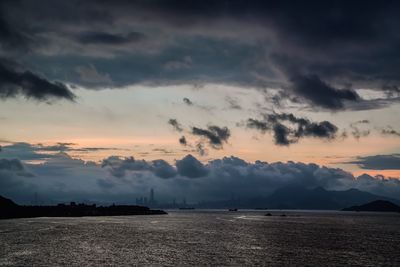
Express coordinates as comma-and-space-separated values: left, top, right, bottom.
0, 0, 400, 204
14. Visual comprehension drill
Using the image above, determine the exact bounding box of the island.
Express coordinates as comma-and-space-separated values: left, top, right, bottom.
342, 200, 400, 212
0, 195, 167, 219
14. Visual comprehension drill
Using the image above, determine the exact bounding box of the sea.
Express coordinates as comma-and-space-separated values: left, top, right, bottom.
0, 210, 399, 266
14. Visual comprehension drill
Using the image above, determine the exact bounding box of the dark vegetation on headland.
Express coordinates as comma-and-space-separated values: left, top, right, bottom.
342, 200, 400, 212
0, 196, 167, 220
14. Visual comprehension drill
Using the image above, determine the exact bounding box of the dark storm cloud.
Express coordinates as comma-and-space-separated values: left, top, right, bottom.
76, 31, 145, 45
0, 14, 32, 52
0, 59, 75, 102
2, 1, 400, 108
270, 113, 338, 139
168, 119, 183, 132
192, 125, 230, 149
247, 113, 338, 146
290, 75, 360, 110
345, 154, 400, 170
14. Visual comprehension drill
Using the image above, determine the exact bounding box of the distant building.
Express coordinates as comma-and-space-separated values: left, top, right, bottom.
150, 188, 155, 205
136, 189, 157, 207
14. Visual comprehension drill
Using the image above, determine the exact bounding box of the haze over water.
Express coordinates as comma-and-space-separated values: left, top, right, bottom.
1, 210, 399, 266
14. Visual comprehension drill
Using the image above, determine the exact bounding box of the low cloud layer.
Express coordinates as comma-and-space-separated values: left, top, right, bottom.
176, 154, 208, 178
345, 154, 400, 170
102, 156, 177, 179
0, 158, 35, 201
0, 142, 121, 161
1, 144, 400, 204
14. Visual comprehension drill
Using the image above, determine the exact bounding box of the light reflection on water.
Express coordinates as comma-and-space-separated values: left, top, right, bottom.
0, 210, 399, 266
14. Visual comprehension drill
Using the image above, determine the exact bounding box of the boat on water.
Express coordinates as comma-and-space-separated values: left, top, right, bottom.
179, 207, 195, 210
228, 208, 238, 211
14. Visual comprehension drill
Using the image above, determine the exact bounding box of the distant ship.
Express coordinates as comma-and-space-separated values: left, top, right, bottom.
179, 207, 195, 210
228, 208, 238, 211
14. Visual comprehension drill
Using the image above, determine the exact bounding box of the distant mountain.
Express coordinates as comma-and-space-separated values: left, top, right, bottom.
265, 186, 400, 210
0, 196, 18, 208
343, 200, 400, 212
193, 186, 400, 210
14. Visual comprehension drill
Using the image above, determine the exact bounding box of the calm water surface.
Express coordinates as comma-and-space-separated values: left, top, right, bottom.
0, 210, 399, 266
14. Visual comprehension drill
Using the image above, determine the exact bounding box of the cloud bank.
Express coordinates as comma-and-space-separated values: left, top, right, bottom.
345, 154, 400, 170
1, 144, 399, 204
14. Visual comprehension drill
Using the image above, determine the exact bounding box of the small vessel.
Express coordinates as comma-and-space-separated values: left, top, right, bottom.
228, 208, 238, 211
179, 207, 195, 210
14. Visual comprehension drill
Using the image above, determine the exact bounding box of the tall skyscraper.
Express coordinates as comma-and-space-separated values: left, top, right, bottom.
150, 188, 155, 205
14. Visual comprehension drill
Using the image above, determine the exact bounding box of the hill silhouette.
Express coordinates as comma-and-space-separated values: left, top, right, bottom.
195, 186, 400, 210
0, 196, 167, 219
0, 196, 18, 208
264, 186, 400, 210
343, 200, 400, 212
